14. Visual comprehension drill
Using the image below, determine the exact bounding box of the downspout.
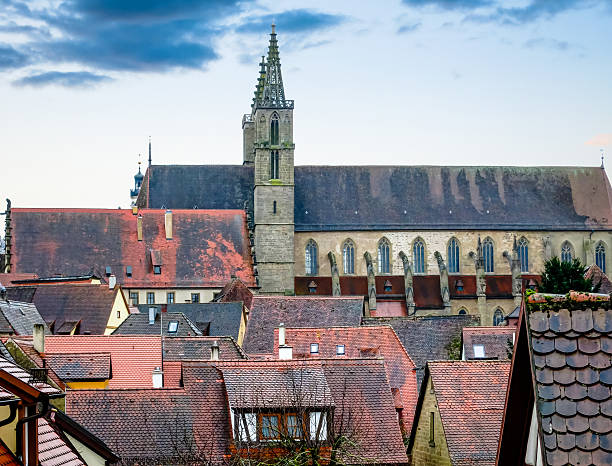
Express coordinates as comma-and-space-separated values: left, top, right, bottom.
16, 397, 49, 463
0, 402, 17, 426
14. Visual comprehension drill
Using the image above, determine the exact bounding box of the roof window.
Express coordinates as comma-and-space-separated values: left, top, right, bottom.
148, 307, 156, 325
336, 344, 345, 356
310, 343, 319, 354
126, 266, 132, 277
154, 265, 162, 275
473, 344, 485, 358
168, 321, 178, 333
105, 266, 112, 277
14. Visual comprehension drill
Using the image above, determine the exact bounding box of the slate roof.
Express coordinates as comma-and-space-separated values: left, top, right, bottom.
134, 302, 244, 340
138, 165, 612, 231
9, 208, 255, 288
462, 326, 516, 360
585, 264, 612, 294
66, 367, 232, 464
38, 417, 85, 466
43, 335, 162, 389
0, 312, 13, 335
412, 360, 510, 466
113, 311, 202, 337
363, 315, 480, 387
163, 336, 246, 361
6, 284, 120, 335
45, 353, 111, 381
274, 326, 419, 433
0, 300, 49, 335
243, 296, 364, 355
525, 296, 612, 465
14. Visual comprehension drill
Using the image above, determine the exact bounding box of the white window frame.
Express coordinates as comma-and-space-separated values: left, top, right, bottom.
473, 344, 485, 358
309, 411, 327, 441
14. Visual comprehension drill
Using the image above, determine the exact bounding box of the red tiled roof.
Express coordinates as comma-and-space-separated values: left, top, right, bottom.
38, 417, 85, 466
5, 338, 66, 390
163, 361, 182, 388
0, 439, 18, 466
43, 335, 162, 389
10, 208, 255, 288
585, 264, 612, 294
0, 356, 60, 399
244, 296, 364, 355
6, 284, 122, 335
273, 326, 418, 433
215, 278, 254, 309
0, 273, 38, 287
424, 360, 510, 465
462, 326, 516, 360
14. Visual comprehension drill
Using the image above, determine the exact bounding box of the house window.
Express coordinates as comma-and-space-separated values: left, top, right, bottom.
167, 292, 175, 304
310, 343, 319, 354
270, 113, 279, 145
336, 345, 345, 356
429, 412, 435, 447
458, 308, 467, 315
493, 308, 504, 326
168, 321, 178, 333
147, 292, 155, 304
483, 237, 494, 273
129, 291, 139, 306
413, 238, 425, 274
305, 239, 318, 275
455, 279, 464, 292
309, 411, 327, 441
308, 280, 318, 294
518, 237, 529, 273
473, 344, 485, 358
236, 412, 257, 442
154, 265, 162, 274
343, 240, 355, 274
286, 414, 303, 439
448, 238, 460, 273
384, 280, 392, 292
596, 242, 606, 273
191, 293, 200, 303
260, 414, 281, 440
561, 241, 573, 263
126, 266, 133, 277
270, 150, 280, 179
378, 238, 391, 274
273, 200, 277, 214
116, 310, 121, 318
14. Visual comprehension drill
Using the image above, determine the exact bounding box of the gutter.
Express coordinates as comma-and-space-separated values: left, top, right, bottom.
0, 402, 17, 427
15, 396, 49, 463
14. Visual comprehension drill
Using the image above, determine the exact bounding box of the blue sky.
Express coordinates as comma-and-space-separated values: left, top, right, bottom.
1, 0, 611, 207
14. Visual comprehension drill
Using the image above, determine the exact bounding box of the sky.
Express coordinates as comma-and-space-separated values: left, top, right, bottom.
0, 0, 611, 208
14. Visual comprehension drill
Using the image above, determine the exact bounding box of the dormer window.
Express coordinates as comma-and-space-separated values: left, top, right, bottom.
473, 344, 485, 358
310, 343, 319, 354
527, 279, 537, 291
153, 265, 161, 274
455, 279, 464, 292
308, 280, 317, 294
384, 280, 392, 292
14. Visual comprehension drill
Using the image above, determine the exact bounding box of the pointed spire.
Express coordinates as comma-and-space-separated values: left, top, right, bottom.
148, 136, 152, 167
254, 24, 292, 109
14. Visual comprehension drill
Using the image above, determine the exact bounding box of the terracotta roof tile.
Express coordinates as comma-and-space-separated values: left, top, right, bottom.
215, 278, 254, 310
0, 356, 60, 398
243, 297, 363, 355
273, 326, 418, 433
10, 208, 255, 288
38, 417, 84, 466
426, 360, 511, 465
0, 439, 18, 466
585, 264, 612, 294
462, 326, 516, 360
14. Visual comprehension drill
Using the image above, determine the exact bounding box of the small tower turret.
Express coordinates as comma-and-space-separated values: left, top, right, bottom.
130, 160, 144, 206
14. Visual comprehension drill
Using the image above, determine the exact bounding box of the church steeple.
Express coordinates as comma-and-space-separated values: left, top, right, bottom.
254, 24, 292, 110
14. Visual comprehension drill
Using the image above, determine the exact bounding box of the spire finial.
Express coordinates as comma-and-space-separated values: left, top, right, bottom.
148, 136, 152, 167
271, 23, 276, 34
254, 23, 290, 109
601, 148, 605, 169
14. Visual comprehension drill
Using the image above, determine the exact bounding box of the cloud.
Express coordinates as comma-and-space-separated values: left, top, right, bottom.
465, 0, 601, 25
236, 9, 346, 34
586, 134, 612, 146
524, 37, 572, 51
13, 70, 112, 88
397, 22, 422, 34
401, 0, 493, 10
0, 44, 29, 70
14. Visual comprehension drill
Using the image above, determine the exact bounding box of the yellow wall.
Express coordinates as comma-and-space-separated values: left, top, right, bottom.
66, 381, 109, 390
410, 378, 452, 466
65, 433, 107, 466
104, 289, 131, 335
295, 230, 612, 277
0, 405, 17, 454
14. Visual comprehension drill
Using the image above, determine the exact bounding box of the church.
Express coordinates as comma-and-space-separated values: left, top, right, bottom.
133, 25, 612, 325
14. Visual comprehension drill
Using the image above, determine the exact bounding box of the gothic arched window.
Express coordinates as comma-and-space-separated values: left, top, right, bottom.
483, 237, 494, 273
413, 238, 425, 274
305, 240, 318, 275
270, 113, 279, 145
561, 241, 573, 263
378, 238, 391, 274
493, 308, 504, 326
518, 237, 529, 273
596, 242, 606, 273
270, 150, 279, 179
448, 238, 460, 273
458, 308, 467, 315
343, 240, 355, 275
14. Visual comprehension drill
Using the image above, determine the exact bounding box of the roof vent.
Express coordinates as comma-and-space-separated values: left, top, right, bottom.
210, 341, 220, 361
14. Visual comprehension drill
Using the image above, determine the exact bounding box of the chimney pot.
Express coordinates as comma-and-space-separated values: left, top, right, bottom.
33, 323, 45, 354
164, 210, 173, 240
278, 323, 286, 346
152, 367, 163, 388
108, 274, 117, 289
137, 214, 143, 241
211, 341, 220, 361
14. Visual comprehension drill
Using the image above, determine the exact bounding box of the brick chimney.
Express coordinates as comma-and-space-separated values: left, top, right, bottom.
152, 367, 163, 388
278, 323, 292, 360
33, 323, 45, 354
164, 210, 173, 240
137, 214, 143, 241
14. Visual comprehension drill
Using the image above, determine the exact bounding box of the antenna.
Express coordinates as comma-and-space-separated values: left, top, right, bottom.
601, 148, 605, 169
148, 136, 152, 167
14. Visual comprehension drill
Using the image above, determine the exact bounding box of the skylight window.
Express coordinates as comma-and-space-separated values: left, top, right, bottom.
336, 345, 345, 356
168, 321, 179, 333
473, 344, 485, 358
310, 343, 319, 354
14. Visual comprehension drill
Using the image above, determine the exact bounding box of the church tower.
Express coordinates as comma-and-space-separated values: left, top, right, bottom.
244, 25, 295, 294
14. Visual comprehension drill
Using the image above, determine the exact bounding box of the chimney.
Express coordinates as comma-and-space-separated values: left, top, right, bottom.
137, 214, 143, 241
0, 285, 6, 301
152, 367, 163, 388
108, 274, 116, 289
164, 210, 173, 240
132, 206, 138, 215
278, 323, 286, 346
33, 324, 45, 354
210, 341, 220, 361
